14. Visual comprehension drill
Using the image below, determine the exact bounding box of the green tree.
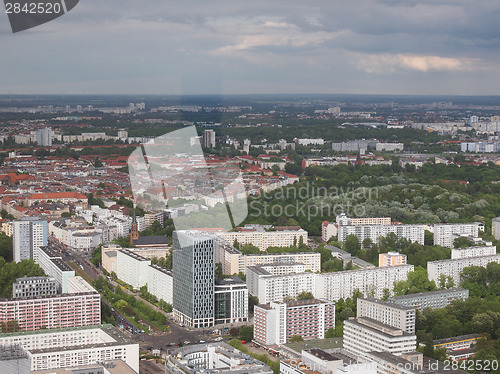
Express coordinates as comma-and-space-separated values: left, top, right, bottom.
453, 236, 471, 249
249, 295, 259, 312
297, 291, 315, 300
344, 234, 361, 255
239, 326, 254, 342
289, 335, 304, 342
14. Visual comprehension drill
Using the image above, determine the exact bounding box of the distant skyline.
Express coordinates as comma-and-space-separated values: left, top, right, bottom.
1, 0, 500, 95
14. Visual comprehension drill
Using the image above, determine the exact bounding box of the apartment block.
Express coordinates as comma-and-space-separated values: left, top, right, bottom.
214, 277, 248, 325
12, 276, 57, 299
427, 254, 500, 286
13, 218, 48, 263
147, 264, 173, 304
451, 245, 496, 260
390, 288, 469, 311
0, 345, 30, 374
336, 214, 391, 226
36, 246, 75, 293
247, 265, 316, 304
357, 298, 415, 334
0, 325, 139, 372
432, 223, 483, 248
215, 238, 321, 275
0, 292, 101, 331
337, 224, 425, 245
316, 265, 414, 301
254, 299, 335, 346
343, 317, 417, 359
215, 227, 308, 251
116, 249, 151, 290
379, 252, 407, 267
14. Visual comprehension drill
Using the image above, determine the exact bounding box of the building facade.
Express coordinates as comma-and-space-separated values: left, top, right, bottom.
214, 277, 248, 325
316, 265, 414, 301
451, 245, 496, 260
379, 252, 408, 267
337, 224, 425, 245
13, 218, 47, 263
12, 276, 57, 299
432, 223, 482, 248
389, 288, 469, 310
36, 246, 75, 293
427, 254, 500, 286
254, 299, 335, 346
173, 231, 215, 329
357, 298, 415, 334
215, 228, 308, 251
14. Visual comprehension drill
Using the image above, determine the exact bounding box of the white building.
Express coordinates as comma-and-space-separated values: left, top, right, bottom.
215, 227, 308, 251
343, 317, 417, 359
13, 218, 48, 263
427, 254, 500, 286
0, 325, 139, 373
337, 224, 425, 245
390, 288, 469, 311
147, 264, 173, 304
247, 265, 316, 304
316, 265, 414, 301
357, 298, 415, 334
35, 246, 75, 293
376, 143, 404, 152
322, 221, 338, 242
254, 299, 335, 346
214, 277, 248, 325
116, 249, 152, 290
432, 223, 483, 248
451, 245, 496, 260
165, 343, 272, 374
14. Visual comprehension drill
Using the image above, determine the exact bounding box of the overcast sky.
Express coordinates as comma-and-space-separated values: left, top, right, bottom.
1, 0, 500, 95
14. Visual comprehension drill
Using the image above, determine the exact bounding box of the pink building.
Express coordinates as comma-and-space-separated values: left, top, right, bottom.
254, 299, 335, 346
0, 292, 101, 331
379, 252, 407, 267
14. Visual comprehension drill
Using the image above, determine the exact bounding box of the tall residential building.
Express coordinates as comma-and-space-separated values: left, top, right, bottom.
35, 127, 52, 146
390, 288, 469, 311
336, 214, 391, 226
202, 129, 216, 148
316, 265, 414, 301
254, 299, 335, 346
343, 317, 417, 359
427, 254, 500, 286
451, 245, 496, 260
214, 276, 248, 325
432, 223, 483, 248
321, 221, 338, 242
13, 218, 48, 263
173, 231, 215, 328
337, 224, 425, 245
379, 252, 408, 267
12, 276, 57, 299
357, 298, 415, 334
492, 217, 500, 240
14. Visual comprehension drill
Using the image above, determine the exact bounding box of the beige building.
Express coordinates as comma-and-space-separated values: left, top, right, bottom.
357, 298, 415, 334
216, 228, 308, 251
379, 252, 408, 267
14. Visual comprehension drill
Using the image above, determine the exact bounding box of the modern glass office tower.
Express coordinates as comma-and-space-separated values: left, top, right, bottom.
173, 231, 214, 328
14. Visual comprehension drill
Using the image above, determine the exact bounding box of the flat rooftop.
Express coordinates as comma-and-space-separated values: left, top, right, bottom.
433, 333, 483, 346
346, 317, 413, 338
33, 360, 136, 374
360, 297, 415, 311
391, 288, 468, 300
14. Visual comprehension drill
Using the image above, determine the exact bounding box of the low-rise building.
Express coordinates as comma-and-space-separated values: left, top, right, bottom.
12, 276, 57, 299
165, 343, 273, 374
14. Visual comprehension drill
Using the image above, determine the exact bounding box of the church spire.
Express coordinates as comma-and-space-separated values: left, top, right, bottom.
130, 205, 139, 245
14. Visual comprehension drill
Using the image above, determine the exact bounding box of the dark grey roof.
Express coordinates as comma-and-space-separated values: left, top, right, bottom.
133, 235, 170, 246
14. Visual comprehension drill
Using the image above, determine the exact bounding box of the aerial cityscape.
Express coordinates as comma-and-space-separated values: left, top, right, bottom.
1, 1, 500, 374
